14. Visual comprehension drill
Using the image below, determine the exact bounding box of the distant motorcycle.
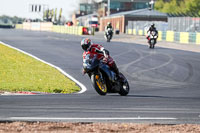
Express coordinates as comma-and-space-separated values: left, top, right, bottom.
83, 53, 129, 96
147, 31, 158, 49
105, 28, 113, 42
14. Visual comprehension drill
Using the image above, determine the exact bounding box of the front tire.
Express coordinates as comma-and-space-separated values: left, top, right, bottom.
150, 39, 156, 49
91, 74, 107, 95
107, 35, 111, 42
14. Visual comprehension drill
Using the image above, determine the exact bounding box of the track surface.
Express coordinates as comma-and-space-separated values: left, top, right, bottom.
0, 29, 200, 124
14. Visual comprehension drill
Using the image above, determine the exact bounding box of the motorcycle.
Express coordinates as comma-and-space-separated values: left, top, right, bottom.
105, 28, 113, 42
147, 31, 158, 49
83, 54, 129, 96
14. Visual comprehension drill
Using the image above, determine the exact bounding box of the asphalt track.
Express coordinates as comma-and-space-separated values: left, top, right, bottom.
0, 29, 200, 124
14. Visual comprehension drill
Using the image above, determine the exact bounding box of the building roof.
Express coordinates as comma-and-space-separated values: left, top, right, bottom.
95, 0, 149, 3
108, 8, 167, 18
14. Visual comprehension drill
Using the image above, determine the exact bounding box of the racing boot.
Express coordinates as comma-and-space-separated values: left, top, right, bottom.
112, 62, 123, 82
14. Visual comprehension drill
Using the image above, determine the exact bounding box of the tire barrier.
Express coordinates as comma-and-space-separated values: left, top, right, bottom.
127, 28, 200, 45
15, 23, 92, 35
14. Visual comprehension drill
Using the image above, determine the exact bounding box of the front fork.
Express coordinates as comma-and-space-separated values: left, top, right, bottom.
97, 70, 105, 84
89, 70, 104, 84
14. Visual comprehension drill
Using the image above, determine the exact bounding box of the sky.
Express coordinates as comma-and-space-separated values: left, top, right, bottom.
0, 0, 80, 20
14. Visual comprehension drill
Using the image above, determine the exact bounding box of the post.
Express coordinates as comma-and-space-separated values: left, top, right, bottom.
149, 0, 154, 10
107, 0, 110, 16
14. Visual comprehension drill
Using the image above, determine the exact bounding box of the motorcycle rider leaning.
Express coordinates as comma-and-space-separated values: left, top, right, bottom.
81, 38, 120, 78
146, 24, 158, 43
104, 22, 113, 39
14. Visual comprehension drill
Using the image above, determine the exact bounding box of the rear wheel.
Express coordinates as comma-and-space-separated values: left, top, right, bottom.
118, 73, 129, 96
91, 74, 107, 95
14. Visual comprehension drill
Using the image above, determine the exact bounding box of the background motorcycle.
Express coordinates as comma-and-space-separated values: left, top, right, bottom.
83, 54, 129, 96
105, 28, 113, 42
147, 31, 158, 49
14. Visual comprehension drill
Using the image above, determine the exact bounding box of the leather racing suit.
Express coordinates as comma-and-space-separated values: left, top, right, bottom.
82, 43, 119, 76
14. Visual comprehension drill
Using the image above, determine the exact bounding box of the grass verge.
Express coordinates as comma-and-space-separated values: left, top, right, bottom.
0, 43, 80, 93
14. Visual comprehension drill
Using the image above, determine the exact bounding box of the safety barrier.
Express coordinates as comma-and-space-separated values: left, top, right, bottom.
31, 22, 41, 31
15, 24, 23, 29
40, 22, 53, 32
127, 28, 200, 45
23, 22, 31, 30
196, 33, 200, 45
52, 25, 84, 35
15, 22, 91, 35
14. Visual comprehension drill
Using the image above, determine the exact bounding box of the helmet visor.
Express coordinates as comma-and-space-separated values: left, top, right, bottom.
82, 44, 89, 51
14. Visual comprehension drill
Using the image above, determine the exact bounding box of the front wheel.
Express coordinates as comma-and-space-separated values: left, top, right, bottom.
107, 35, 111, 42
91, 74, 107, 95
118, 73, 129, 96
150, 39, 156, 49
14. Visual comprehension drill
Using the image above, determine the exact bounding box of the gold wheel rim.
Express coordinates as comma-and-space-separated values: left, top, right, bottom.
95, 75, 107, 93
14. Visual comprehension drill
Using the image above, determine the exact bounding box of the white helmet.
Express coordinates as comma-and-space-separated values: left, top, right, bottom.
107, 22, 111, 25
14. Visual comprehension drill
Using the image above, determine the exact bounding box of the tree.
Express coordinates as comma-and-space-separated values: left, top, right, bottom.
184, 0, 200, 16
0, 15, 24, 24
154, 0, 165, 11
155, 0, 200, 16
162, 0, 178, 14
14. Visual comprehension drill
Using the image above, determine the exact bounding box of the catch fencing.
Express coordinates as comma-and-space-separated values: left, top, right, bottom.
168, 17, 200, 32
126, 17, 200, 45
126, 21, 168, 35
126, 17, 200, 33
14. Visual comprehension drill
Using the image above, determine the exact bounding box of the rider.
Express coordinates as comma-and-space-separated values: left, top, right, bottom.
147, 24, 157, 33
104, 22, 113, 38
146, 24, 158, 42
81, 38, 119, 78
105, 22, 113, 30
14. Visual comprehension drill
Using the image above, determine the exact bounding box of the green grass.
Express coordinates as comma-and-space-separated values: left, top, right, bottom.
0, 43, 80, 93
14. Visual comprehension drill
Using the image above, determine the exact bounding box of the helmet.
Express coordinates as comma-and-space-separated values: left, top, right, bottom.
151, 23, 155, 28
81, 38, 92, 51
107, 22, 111, 25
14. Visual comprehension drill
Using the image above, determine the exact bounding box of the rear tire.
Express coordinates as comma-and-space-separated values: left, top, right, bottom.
118, 73, 129, 96
91, 74, 107, 95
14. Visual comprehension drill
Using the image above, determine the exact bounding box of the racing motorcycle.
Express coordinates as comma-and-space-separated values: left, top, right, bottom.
105, 28, 113, 42
147, 30, 158, 49
83, 54, 129, 96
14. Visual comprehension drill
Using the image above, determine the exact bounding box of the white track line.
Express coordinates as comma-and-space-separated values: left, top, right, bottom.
0, 41, 87, 94
9, 117, 177, 120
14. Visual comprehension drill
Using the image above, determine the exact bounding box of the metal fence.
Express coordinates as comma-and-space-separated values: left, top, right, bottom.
168, 17, 200, 32
126, 17, 200, 33
126, 20, 168, 33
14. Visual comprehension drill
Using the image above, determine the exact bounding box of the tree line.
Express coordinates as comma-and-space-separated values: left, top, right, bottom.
155, 0, 200, 16
0, 15, 24, 24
